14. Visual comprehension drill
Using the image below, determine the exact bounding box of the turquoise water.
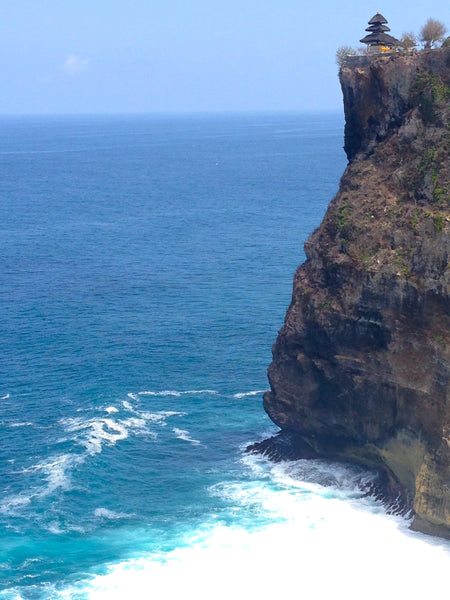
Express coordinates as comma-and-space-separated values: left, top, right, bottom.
1, 114, 449, 599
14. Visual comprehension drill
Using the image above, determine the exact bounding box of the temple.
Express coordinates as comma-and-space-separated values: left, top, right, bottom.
360, 13, 400, 53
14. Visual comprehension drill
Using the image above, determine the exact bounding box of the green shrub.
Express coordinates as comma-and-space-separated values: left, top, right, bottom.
433, 214, 445, 232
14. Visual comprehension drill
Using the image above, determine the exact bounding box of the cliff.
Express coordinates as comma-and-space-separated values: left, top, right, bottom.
256, 49, 450, 538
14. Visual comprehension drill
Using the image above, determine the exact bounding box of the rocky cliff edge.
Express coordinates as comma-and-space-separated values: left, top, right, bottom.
256, 49, 450, 538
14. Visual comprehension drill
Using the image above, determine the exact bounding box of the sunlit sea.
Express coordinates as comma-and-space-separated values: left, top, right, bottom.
1, 113, 449, 599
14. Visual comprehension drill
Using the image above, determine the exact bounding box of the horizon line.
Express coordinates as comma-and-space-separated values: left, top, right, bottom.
0, 108, 343, 118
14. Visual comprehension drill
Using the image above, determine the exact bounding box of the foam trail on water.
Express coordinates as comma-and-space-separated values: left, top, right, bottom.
1, 408, 178, 513
141, 411, 185, 424
1, 454, 79, 510
138, 390, 218, 397
94, 508, 133, 520
37, 454, 77, 495
0, 394, 10, 400
62, 417, 129, 456
172, 428, 201, 445
233, 390, 266, 399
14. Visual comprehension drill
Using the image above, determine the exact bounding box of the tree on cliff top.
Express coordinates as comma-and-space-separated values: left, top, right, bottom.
335, 46, 358, 67
398, 32, 417, 51
420, 18, 447, 48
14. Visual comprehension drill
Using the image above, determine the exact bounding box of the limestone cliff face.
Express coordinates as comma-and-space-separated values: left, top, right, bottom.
262, 49, 450, 538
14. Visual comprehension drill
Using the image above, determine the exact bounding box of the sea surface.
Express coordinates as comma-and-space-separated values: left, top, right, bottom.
1, 113, 449, 599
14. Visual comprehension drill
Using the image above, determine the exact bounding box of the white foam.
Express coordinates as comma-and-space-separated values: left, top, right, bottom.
34, 454, 77, 496
127, 393, 139, 401
0, 393, 10, 400
121, 417, 157, 438
105, 406, 119, 414
47, 521, 64, 535
60, 416, 89, 432
81, 419, 129, 455
138, 389, 217, 397
19, 558, 41, 569
122, 405, 182, 432
9, 422, 33, 428
94, 508, 132, 520
172, 428, 201, 446
138, 390, 181, 397
241, 453, 379, 505
233, 390, 266, 399
0, 494, 32, 514
2, 454, 79, 511
181, 389, 218, 395
140, 410, 185, 425
43, 444, 450, 600
59, 508, 450, 600
44, 456, 73, 493
273, 458, 374, 493
121, 417, 146, 429
61, 416, 129, 454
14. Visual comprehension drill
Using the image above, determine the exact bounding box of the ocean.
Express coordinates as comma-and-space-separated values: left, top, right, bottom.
0, 113, 449, 599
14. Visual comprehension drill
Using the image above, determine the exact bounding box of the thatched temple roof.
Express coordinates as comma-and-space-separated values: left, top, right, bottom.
360, 13, 399, 47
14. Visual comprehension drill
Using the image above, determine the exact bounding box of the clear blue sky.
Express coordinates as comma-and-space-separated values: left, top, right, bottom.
1, 1, 448, 114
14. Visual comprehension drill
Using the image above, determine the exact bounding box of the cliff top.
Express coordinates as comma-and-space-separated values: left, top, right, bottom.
321, 48, 450, 286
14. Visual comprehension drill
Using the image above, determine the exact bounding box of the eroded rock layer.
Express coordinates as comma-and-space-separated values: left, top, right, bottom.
262, 49, 450, 538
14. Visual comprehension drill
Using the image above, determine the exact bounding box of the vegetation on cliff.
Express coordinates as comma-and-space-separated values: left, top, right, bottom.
336, 54, 449, 280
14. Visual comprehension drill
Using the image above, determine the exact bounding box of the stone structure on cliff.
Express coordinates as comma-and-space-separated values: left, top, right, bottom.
360, 12, 400, 53
257, 48, 450, 538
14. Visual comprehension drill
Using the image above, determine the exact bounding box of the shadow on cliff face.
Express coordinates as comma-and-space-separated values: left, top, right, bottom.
341, 50, 450, 161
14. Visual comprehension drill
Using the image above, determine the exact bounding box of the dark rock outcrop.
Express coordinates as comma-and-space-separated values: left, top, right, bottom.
260, 49, 450, 538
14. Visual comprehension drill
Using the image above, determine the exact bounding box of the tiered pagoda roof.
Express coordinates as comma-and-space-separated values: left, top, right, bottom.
360, 12, 400, 48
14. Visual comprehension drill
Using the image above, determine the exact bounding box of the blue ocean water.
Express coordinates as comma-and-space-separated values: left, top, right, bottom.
1, 113, 449, 599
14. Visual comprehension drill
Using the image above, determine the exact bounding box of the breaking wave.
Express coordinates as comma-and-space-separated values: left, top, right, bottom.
53, 453, 450, 600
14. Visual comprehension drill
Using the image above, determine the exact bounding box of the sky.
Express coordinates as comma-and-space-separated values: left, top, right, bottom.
0, 1, 448, 114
